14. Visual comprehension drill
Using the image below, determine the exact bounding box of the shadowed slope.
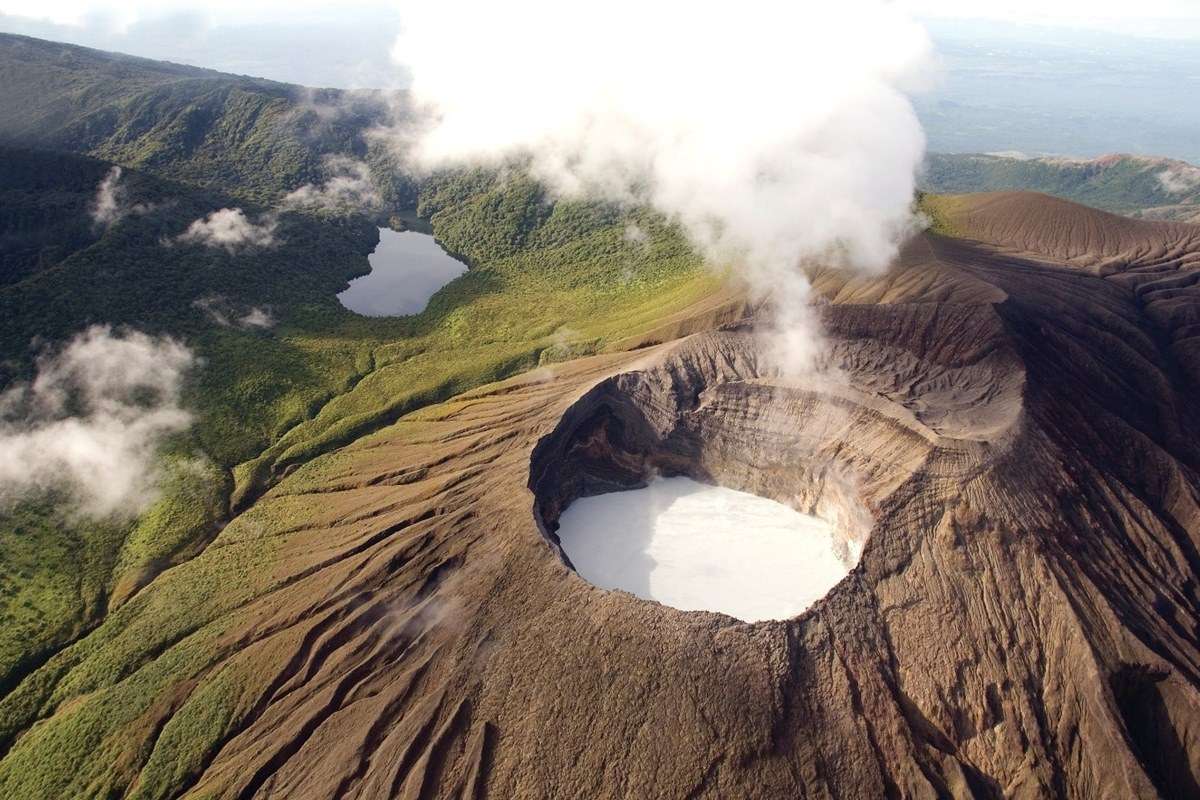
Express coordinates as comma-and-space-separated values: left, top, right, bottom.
927, 192, 1200, 391
0, 33, 394, 205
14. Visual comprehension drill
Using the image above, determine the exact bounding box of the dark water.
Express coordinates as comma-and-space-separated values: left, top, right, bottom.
337, 229, 468, 317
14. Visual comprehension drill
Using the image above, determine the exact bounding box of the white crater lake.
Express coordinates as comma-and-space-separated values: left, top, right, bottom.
338, 229, 468, 317
556, 477, 854, 622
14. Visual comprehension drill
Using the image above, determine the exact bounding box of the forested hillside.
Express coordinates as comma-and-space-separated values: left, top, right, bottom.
922, 152, 1200, 222
0, 33, 404, 205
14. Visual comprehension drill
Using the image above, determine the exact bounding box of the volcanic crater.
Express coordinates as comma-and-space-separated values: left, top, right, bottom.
8, 194, 1200, 799
164, 200, 1200, 797
529, 328, 880, 621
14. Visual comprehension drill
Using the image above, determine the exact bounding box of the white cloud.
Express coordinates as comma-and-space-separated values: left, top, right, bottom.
282, 155, 382, 213
1158, 166, 1200, 194
392, 0, 933, 374
89, 165, 152, 228
192, 295, 276, 329
90, 165, 124, 226
0, 326, 194, 519
238, 307, 275, 328
622, 222, 648, 246
176, 208, 278, 252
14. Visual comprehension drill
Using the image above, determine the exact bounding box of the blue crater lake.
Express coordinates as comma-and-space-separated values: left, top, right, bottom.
338, 229, 468, 317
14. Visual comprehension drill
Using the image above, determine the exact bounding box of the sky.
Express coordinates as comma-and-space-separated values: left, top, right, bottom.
2, 2, 1199, 88
0, 2, 408, 87
3, 1, 1200, 37
907, 0, 1200, 38
1, 1, 1198, 159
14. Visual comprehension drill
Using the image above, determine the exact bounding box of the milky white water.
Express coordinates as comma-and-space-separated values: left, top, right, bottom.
556, 477, 853, 622
338, 229, 468, 317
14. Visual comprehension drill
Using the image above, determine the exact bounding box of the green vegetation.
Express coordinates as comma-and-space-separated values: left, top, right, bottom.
0, 458, 225, 699
0, 143, 377, 689
921, 152, 1200, 221
0, 503, 122, 696
0, 160, 715, 799
230, 169, 711, 506
0, 33, 398, 206
0, 148, 104, 286
0, 147, 712, 698
915, 192, 967, 238
0, 36, 726, 796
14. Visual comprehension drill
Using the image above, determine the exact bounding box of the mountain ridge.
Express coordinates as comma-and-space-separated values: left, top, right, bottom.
0, 32, 398, 205
922, 151, 1200, 223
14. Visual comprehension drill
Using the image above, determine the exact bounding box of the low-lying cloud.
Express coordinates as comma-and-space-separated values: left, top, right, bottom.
0, 326, 195, 519
90, 165, 153, 228
1158, 165, 1200, 195
392, 0, 933, 374
193, 294, 276, 329
176, 208, 279, 252
282, 155, 383, 213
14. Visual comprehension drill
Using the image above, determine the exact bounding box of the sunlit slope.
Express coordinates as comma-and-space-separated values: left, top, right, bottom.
923, 190, 1200, 272
922, 189, 1200, 404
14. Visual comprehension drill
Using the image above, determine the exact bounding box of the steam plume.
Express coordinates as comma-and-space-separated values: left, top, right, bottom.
392, 0, 933, 372
0, 326, 194, 519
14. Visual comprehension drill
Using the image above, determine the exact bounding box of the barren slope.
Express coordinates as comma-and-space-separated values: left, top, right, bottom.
2, 196, 1199, 799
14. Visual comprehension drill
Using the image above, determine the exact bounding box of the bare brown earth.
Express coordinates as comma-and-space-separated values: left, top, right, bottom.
3, 192, 1200, 798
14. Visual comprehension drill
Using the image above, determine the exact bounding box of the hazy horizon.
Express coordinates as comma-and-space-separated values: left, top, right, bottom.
2, 4, 1199, 162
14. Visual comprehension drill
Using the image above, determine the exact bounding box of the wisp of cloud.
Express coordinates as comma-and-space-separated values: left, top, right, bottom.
192, 294, 277, 329
1158, 164, 1200, 195
90, 165, 153, 228
283, 155, 383, 213
0, 326, 194, 520
392, 0, 933, 373
176, 208, 278, 252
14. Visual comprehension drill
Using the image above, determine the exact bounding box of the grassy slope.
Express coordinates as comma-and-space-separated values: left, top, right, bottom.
0, 37, 722, 795
230, 172, 713, 507
0, 146, 382, 691
0, 178, 715, 800
0, 34, 416, 689
0, 156, 715, 800
922, 152, 1200, 221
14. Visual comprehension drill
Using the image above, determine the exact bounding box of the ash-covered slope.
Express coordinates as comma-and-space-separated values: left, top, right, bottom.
2, 196, 1200, 799
930, 191, 1200, 273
